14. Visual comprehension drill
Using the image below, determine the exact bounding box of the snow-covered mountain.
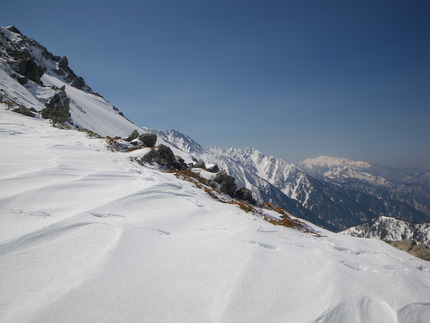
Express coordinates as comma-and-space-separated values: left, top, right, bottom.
342, 216, 430, 248
2, 25, 430, 322
148, 128, 430, 231
3, 24, 428, 233
298, 156, 430, 218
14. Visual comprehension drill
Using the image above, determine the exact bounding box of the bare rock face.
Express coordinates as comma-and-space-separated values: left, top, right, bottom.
5, 26, 22, 35
18, 59, 46, 84
386, 240, 430, 261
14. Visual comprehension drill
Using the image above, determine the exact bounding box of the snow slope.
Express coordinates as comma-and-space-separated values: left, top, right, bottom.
0, 26, 141, 137
1, 107, 430, 322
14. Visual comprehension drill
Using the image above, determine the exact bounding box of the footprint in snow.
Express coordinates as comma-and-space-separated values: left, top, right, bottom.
340, 260, 369, 271
182, 197, 203, 207
2, 208, 50, 217
90, 213, 125, 218
245, 240, 279, 250
334, 246, 367, 255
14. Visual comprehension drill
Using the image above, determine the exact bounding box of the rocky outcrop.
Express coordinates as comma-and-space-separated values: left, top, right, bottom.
45, 90, 70, 112
139, 144, 187, 171
212, 171, 256, 204
235, 187, 256, 204
126, 130, 139, 142
17, 59, 46, 84
40, 89, 71, 124
5, 26, 22, 35
214, 172, 237, 197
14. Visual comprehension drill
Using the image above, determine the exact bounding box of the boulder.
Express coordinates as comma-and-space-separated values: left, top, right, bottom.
126, 130, 139, 142
139, 133, 157, 147
157, 144, 175, 162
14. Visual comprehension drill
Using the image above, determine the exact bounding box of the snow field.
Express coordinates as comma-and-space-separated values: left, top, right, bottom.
1, 108, 430, 322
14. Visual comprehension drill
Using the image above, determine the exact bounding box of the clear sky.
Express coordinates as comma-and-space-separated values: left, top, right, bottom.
2, 0, 429, 169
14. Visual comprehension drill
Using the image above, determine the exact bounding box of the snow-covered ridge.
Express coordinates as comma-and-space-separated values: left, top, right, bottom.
342, 216, 430, 248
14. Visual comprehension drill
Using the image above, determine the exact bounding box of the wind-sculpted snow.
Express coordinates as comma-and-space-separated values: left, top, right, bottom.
1, 107, 430, 322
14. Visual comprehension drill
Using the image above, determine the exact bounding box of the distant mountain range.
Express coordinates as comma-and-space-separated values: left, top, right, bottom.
1, 25, 429, 233
150, 129, 430, 231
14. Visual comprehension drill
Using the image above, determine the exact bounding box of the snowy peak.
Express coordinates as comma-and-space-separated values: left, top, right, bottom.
207, 146, 298, 183
298, 155, 372, 177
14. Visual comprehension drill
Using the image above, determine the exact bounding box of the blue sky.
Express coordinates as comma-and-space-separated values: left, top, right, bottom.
2, 0, 429, 169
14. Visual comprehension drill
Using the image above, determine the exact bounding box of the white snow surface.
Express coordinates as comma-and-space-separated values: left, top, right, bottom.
1, 107, 430, 322
41, 73, 140, 137
0, 67, 46, 111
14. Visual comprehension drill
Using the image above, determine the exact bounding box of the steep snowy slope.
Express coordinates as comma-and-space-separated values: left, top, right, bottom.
2, 106, 430, 323
0, 26, 141, 137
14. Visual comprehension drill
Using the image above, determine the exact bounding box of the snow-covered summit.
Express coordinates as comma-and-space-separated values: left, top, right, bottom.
298, 155, 372, 177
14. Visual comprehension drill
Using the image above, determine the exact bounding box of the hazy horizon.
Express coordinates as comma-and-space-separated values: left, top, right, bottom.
1, 0, 429, 170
